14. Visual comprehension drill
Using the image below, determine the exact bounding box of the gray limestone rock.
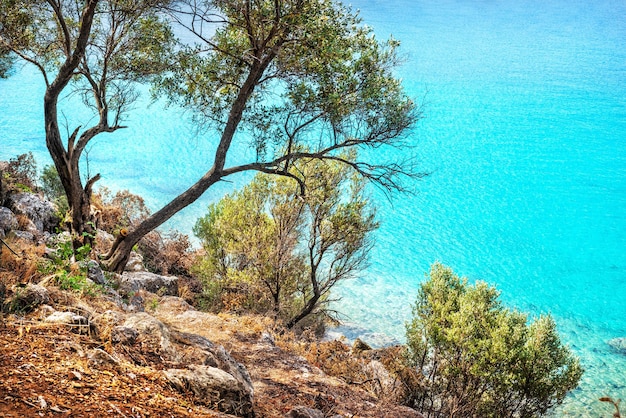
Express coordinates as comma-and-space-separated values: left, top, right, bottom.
171, 331, 254, 397
44, 311, 90, 334
121, 312, 176, 358
8, 192, 59, 232
285, 407, 324, 418
8, 230, 35, 242
0, 207, 17, 233
119, 271, 178, 296
87, 260, 107, 285
44, 311, 88, 325
164, 364, 254, 417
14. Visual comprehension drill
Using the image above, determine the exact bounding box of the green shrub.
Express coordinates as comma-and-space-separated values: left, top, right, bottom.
193, 157, 377, 330
40, 164, 69, 214
1, 153, 38, 203
405, 263, 583, 418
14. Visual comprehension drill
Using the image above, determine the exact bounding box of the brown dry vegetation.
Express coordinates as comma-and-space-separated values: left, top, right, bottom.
0, 239, 422, 418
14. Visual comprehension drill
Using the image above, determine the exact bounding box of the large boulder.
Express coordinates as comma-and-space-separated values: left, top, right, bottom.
7, 192, 59, 232
118, 271, 178, 296
164, 365, 254, 417
171, 331, 253, 397
120, 312, 177, 359
0, 207, 17, 233
363, 359, 405, 401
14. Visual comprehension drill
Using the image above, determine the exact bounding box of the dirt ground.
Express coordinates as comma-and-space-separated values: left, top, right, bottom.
0, 311, 420, 418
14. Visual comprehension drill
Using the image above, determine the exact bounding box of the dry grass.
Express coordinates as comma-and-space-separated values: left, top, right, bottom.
0, 240, 423, 417
0, 320, 232, 417
0, 237, 45, 287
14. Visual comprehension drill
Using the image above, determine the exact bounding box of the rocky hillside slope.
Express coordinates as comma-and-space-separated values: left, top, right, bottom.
0, 190, 422, 418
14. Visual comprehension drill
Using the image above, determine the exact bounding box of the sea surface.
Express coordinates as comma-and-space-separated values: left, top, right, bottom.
1, 0, 625, 415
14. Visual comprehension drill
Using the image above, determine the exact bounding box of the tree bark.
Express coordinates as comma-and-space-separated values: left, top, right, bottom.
286, 264, 321, 329
43, 0, 99, 249
102, 50, 275, 273
102, 169, 223, 272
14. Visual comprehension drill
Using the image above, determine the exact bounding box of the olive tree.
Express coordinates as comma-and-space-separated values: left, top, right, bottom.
0, 0, 175, 248
2, 0, 419, 271
194, 158, 378, 329
406, 263, 583, 418
100, 0, 420, 272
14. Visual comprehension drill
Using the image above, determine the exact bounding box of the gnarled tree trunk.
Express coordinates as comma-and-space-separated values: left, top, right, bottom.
43, 0, 99, 250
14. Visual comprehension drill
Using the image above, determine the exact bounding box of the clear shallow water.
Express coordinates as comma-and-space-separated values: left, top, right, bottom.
1, 0, 625, 415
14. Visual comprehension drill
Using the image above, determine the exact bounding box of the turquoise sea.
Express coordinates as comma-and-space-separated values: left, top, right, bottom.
1, 0, 625, 415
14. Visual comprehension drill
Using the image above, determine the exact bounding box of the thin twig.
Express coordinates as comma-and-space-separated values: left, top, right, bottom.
0, 237, 19, 256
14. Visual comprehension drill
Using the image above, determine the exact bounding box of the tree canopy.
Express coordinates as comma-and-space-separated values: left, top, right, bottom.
0, 0, 176, 251
2, 0, 419, 272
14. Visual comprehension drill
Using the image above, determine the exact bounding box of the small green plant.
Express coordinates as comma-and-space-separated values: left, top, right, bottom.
38, 235, 100, 296
56, 271, 85, 291
147, 296, 159, 311
14, 183, 33, 192
2, 287, 28, 314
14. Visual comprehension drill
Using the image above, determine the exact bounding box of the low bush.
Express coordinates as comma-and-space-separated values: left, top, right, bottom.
404, 263, 583, 418
1, 152, 38, 204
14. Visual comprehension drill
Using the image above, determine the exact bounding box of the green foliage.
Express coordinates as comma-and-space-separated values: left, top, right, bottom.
405, 263, 583, 418
158, 0, 418, 188
40, 164, 69, 215
0, 0, 176, 102
193, 158, 378, 328
3, 152, 38, 190
38, 234, 100, 296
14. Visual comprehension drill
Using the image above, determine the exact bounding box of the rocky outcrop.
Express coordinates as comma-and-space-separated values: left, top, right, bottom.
7, 192, 59, 233
0, 207, 18, 235
119, 312, 177, 359
117, 271, 178, 296
87, 260, 107, 285
164, 364, 254, 417
104, 303, 255, 417
364, 359, 405, 401
171, 331, 254, 397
